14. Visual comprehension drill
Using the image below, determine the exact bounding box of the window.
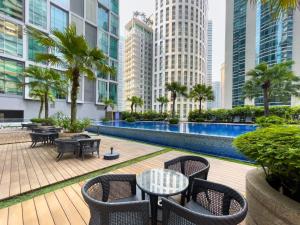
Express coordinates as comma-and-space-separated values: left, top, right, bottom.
0, 0, 23, 21
172, 22, 175, 36
185, 22, 188, 34
98, 6, 109, 31
51, 4, 68, 32
184, 55, 188, 68
171, 55, 175, 69
165, 39, 169, 53
28, 35, 47, 61
185, 6, 188, 19
171, 38, 175, 52
0, 19, 23, 58
178, 55, 182, 69
165, 56, 169, 69
190, 40, 193, 53
71, 0, 84, 17
109, 36, 118, 59
172, 6, 176, 20
97, 80, 108, 103
178, 38, 182, 51
165, 23, 169, 36
100, 0, 109, 8
110, 0, 119, 14
29, 0, 47, 29
184, 38, 188, 52
166, 7, 169, 20
109, 82, 117, 103
110, 14, 119, 35
178, 5, 182, 19
178, 22, 182, 35
160, 25, 163, 38
98, 30, 109, 54
160, 10, 163, 23
0, 58, 24, 95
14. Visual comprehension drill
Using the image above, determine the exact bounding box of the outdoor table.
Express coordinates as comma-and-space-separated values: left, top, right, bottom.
136, 168, 189, 225
35, 132, 58, 144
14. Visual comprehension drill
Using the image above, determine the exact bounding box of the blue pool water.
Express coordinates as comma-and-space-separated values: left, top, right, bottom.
97, 121, 256, 138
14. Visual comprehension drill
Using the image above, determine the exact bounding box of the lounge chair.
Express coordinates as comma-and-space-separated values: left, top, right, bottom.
82, 174, 149, 225
245, 116, 253, 123
162, 179, 248, 225
233, 116, 241, 123
78, 138, 100, 160
164, 156, 210, 203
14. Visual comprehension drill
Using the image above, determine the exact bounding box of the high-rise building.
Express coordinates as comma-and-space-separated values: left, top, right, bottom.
220, 63, 226, 108
207, 19, 213, 109
118, 36, 125, 112
124, 17, 153, 112
211, 81, 221, 109
0, 0, 119, 121
152, 0, 208, 119
225, 0, 300, 108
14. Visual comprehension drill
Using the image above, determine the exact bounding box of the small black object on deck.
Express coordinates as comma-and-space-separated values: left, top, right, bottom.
103, 147, 120, 160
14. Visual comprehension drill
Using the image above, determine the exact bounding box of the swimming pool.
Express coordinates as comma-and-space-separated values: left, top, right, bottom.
87, 121, 256, 162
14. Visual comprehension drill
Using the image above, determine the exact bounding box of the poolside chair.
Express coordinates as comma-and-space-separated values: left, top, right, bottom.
54, 139, 80, 161
30, 133, 46, 147
164, 155, 210, 203
233, 116, 241, 123
245, 116, 253, 123
162, 179, 248, 225
82, 174, 149, 225
78, 138, 100, 160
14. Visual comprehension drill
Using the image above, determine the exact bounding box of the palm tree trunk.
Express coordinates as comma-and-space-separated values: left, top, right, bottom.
263, 88, 270, 116
135, 105, 137, 113
38, 97, 44, 119
71, 70, 80, 125
199, 99, 202, 114
172, 96, 176, 118
44, 92, 49, 119
160, 103, 163, 114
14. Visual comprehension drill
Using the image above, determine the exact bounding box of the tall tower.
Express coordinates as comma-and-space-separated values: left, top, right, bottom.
124, 17, 153, 112
152, 0, 208, 118
207, 20, 213, 109
225, 0, 300, 108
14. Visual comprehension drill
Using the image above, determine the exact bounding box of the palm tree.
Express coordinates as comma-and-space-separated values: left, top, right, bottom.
244, 61, 300, 116
24, 66, 67, 118
250, 0, 299, 16
127, 96, 139, 113
156, 96, 169, 113
29, 89, 45, 119
190, 84, 214, 113
29, 25, 114, 125
134, 97, 143, 113
104, 98, 115, 120
165, 82, 187, 118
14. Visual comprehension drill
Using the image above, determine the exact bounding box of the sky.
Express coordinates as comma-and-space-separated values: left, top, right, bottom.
119, 0, 226, 82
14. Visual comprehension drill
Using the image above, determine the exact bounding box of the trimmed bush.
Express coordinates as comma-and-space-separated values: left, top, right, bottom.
121, 111, 168, 121
256, 116, 285, 127
30, 118, 56, 126
233, 126, 300, 202
169, 118, 179, 124
125, 117, 136, 123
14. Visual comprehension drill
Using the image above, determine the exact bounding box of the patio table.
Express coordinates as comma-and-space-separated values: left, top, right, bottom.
31, 132, 58, 147
137, 168, 189, 225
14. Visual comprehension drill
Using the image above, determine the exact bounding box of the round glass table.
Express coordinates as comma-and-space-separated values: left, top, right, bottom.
137, 168, 189, 225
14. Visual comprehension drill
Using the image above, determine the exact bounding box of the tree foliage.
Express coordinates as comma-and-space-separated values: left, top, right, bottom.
189, 84, 214, 113
166, 82, 187, 118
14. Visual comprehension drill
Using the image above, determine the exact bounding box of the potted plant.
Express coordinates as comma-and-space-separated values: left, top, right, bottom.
233, 126, 300, 225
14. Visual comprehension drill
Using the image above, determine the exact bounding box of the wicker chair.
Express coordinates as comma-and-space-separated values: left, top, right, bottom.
54, 139, 80, 161
82, 174, 149, 225
30, 133, 46, 147
78, 138, 100, 160
162, 179, 248, 225
164, 156, 210, 203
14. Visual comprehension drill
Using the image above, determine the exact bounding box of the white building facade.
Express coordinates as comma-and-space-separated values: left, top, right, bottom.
124, 17, 153, 112
152, 0, 208, 119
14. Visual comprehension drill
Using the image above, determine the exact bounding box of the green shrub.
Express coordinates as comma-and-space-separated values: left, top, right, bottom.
256, 116, 285, 127
125, 117, 136, 123
233, 126, 300, 202
169, 118, 179, 124
102, 118, 110, 122
30, 118, 56, 126
121, 111, 168, 121
68, 118, 91, 133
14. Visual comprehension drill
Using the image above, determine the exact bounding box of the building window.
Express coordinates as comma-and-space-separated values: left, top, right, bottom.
100, 0, 109, 8
179, 5, 182, 19
172, 6, 176, 20
178, 55, 182, 69
172, 22, 175, 36
109, 36, 118, 59
98, 30, 109, 54
160, 10, 163, 23
0, 58, 24, 95
97, 80, 108, 103
165, 55, 169, 69
29, 0, 47, 29
166, 7, 169, 20
165, 39, 169, 53
0, 19, 23, 58
110, 14, 119, 35
28, 35, 47, 61
185, 22, 188, 35
184, 55, 188, 69
0, 0, 23, 21
178, 38, 182, 51
109, 82, 117, 103
178, 21, 182, 36
110, 60, 118, 81
171, 55, 175, 69
171, 38, 175, 52
110, 0, 119, 14
98, 6, 109, 31
50, 4, 68, 32
165, 23, 169, 36
185, 6, 188, 20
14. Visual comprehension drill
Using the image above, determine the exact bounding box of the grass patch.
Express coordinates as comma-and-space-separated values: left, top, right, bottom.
0, 148, 171, 209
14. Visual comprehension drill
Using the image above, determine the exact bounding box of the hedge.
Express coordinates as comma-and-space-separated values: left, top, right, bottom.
121, 111, 169, 121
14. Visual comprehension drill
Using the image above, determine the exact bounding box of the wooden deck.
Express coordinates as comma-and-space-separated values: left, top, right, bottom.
0, 135, 163, 200
0, 151, 254, 225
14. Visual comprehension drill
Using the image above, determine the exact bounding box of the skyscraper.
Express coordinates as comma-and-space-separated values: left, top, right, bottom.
225, 0, 300, 108
152, 0, 208, 119
118, 36, 125, 112
220, 63, 226, 108
207, 20, 213, 109
0, 0, 120, 121
211, 81, 221, 109
124, 17, 153, 112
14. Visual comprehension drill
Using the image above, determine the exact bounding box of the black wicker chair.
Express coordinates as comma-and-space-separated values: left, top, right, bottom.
78, 138, 100, 160
54, 139, 80, 161
82, 174, 149, 225
30, 133, 46, 147
162, 179, 248, 225
164, 156, 210, 203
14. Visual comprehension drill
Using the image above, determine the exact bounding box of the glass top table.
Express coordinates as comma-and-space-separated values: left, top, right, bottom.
137, 168, 189, 225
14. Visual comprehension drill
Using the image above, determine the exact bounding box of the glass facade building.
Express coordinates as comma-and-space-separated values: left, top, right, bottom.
0, 0, 120, 120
